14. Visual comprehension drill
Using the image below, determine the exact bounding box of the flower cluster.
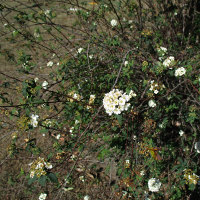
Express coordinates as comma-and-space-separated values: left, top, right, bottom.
30, 114, 39, 128
87, 94, 96, 109
47, 61, 53, 67
110, 19, 117, 27
184, 169, 199, 185
149, 80, 165, 94
29, 157, 52, 178
148, 178, 162, 192
39, 193, 47, 200
163, 56, 175, 68
103, 89, 136, 115
68, 91, 83, 102
78, 48, 83, 53
157, 46, 167, 57
148, 100, 156, 108
175, 67, 186, 77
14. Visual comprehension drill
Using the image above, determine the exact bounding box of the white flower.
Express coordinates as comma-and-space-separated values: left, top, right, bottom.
157, 46, 167, 57
79, 176, 85, 182
30, 171, 35, 178
124, 61, 128, 66
163, 56, 175, 68
103, 89, 133, 115
84, 195, 90, 200
154, 90, 159, 94
39, 193, 47, 200
179, 130, 184, 136
30, 114, 39, 127
148, 178, 161, 192
34, 32, 40, 38
140, 170, 145, 176
45, 162, 53, 169
69, 8, 78, 11
160, 46, 167, 52
42, 81, 48, 89
56, 134, 61, 140
175, 67, 186, 77
110, 19, 117, 27
47, 61, 53, 67
195, 141, 200, 153
148, 100, 156, 108
89, 55, 93, 59
78, 48, 83, 53
34, 77, 39, 82
125, 160, 130, 164
44, 10, 50, 16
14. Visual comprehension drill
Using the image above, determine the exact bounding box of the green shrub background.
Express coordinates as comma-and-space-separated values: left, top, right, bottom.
0, 0, 200, 199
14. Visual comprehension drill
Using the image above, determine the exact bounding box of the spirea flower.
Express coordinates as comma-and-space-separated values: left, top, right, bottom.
30, 114, 39, 127
42, 81, 48, 89
39, 193, 47, 200
175, 67, 186, 77
148, 178, 161, 192
163, 56, 175, 68
110, 19, 117, 27
47, 61, 53, 67
184, 169, 199, 185
179, 130, 184, 136
78, 48, 83, 53
44, 10, 50, 16
84, 195, 90, 200
103, 89, 136, 116
124, 61, 128, 66
148, 100, 156, 108
157, 46, 167, 57
194, 141, 200, 153
29, 157, 52, 178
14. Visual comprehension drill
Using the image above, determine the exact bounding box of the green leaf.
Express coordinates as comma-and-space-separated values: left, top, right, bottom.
116, 115, 122, 126
28, 175, 37, 185
47, 173, 58, 183
39, 175, 47, 186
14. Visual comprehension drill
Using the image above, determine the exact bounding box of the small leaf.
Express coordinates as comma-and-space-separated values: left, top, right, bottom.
39, 175, 47, 186
47, 172, 58, 183
28, 175, 37, 185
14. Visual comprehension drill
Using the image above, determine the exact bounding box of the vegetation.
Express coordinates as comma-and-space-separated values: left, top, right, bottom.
0, 0, 200, 199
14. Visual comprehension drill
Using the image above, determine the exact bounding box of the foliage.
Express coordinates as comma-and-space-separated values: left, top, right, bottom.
0, 0, 200, 199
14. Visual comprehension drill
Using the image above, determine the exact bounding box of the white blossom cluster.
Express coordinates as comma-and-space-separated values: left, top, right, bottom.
22, 61, 29, 69
157, 46, 167, 57
103, 89, 136, 116
184, 169, 199, 185
39, 193, 47, 200
148, 178, 162, 192
30, 114, 39, 128
44, 10, 51, 18
148, 100, 156, 108
69, 8, 78, 12
110, 19, 117, 27
87, 94, 96, 109
175, 67, 186, 77
47, 61, 53, 67
29, 157, 52, 178
163, 56, 175, 68
149, 80, 159, 94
